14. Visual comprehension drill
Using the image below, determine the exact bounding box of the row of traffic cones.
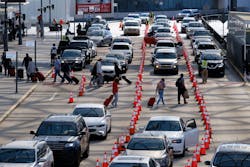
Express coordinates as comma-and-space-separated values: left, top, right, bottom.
173, 21, 213, 167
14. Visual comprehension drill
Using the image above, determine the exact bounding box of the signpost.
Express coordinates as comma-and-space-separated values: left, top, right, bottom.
6, 51, 18, 93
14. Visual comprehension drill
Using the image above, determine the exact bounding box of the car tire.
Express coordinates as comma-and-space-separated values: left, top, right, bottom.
82, 144, 89, 158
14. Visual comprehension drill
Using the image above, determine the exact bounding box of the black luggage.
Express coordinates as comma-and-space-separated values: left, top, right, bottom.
0, 65, 2, 73
8, 67, 15, 77
17, 68, 24, 79
121, 76, 132, 84
36, 72, 45, 81
71, 76, 79, 84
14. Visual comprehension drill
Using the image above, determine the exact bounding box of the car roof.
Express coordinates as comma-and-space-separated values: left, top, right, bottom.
149, 116, 180, 121
111, 155, 150, 163
217, 143, 250, 153
63, 49, 81, 52
2, 140, 41, 149
112, 42, 130, 46
75, 103, 104, 108
156, 48, 176, 53
45, 114, 80, 122
183, 17, 195, 20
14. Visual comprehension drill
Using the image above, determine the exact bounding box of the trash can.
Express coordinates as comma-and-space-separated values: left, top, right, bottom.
17, 68, 24, 79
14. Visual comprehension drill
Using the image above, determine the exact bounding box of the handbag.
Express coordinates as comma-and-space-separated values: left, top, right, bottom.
183, 90, 189, 99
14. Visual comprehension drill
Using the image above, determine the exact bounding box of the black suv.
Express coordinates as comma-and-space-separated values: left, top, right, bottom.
61, 49, 86, 70
198, 51, 226, 77
30, 114, 90, 167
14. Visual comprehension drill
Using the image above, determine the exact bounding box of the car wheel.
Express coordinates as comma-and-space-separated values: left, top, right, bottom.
82, 144, 89, 158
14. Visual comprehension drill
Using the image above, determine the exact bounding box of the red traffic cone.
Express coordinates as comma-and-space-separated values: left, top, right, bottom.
118, 136, 125, 152
102, 152, 109, 167
200, 138, 206, 155
96, 159, 100, 167
68, 92, 74, 103
191, 152, 198, 167
78, 84, 83, 96
196, 144, 201, 162
204, 135, 210, 149
110, 146, 116, 162
114, 142, 120, 155
125, 133, 130, 143
129, 120, 135, 135
186, 159, 191, 167
51, 67, 55, 78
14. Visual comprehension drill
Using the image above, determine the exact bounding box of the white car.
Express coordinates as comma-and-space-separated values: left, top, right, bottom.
0, 140, 54, 167
110, 42, 133, 64
109, 155, 161, 167
127, 13, 141, 25
73, 103, 111, 139
123, 20, 140, 36
152, 48, 178, 74
101, 57, 121, 82
205, 143, 250, 166
181, 17, 196, 33
142, 116, 199, 156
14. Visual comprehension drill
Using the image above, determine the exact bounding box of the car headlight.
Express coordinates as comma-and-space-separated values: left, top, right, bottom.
61, 60, 65, 63
75, 60, 81, 63
65, 142, 75, 147
218, 62, 224, 67
172, 139, 182, 143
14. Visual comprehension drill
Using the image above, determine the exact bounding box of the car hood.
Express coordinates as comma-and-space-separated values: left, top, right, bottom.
125, 149, 165, 158
0, 163, 35, 167
34, 135, 78, 142
102, 65, 114, 71
155, 58, 177, 64
143, 131, 183, 139
207, 60, 223, 63
111, 50, 132, 56
84, 117, 105, 126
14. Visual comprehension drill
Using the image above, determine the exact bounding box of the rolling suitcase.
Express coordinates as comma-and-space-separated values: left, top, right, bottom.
0, 65, 2, 73
104, 95, 113, 107
71, 76, 79, 84
8, 67, 15, 77
147, 97, 156, 107
17, 68, 24, 79
31, 73, 37, 82
36, 72, 45, 81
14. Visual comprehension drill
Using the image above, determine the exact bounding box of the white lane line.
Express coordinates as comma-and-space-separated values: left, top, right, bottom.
48, 92, 57, 101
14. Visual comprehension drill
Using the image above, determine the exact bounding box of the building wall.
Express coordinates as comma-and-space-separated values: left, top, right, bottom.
237, 0, 250, 11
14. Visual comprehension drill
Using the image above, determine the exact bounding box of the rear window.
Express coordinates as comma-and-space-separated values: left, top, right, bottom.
156, 42, 175, 47
112, 45, 129, 50
69, 42, 88, 49
125, 22, 139, 26
198, 44, 216, 49
156, 52, 177, 59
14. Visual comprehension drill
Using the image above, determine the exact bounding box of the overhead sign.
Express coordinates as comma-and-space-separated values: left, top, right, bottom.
26, 40, 35, 47
6, 51, 16, 59
1, 0, 26, 2
76, 0, 111, 14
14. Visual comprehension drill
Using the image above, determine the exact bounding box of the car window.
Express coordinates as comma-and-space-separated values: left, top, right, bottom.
198, 44, 216, 49
109, 163, 148, 167
112, 45, 129, 50
0, 148, 35, 163
125, 22, 139, 26
36, 122, 77, 136
156, 42, 175, 47
127, 138, 165, 150
155, 52, 177, 59
213, 152, 250, 167
73, 107, 104, 117
69, 42, 88, 49
62, 50, 81, 58
201, 54, 222, 60
145, 120, 182, 131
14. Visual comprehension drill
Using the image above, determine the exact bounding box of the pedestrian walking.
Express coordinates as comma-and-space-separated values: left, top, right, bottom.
176, 73, 188, 104
111, 77, 119, 108
36, 21, 41, 38
61, 61, 72, 84
50, 43, 57, 66
53, 56, 63, 83
1, 52, 11, 76
27, 58, 36, 82
201, 58, 208, 84
22, 53, 32, 79
114, 62, 131, 84
89, 62, 97, 87
156, 78, 166, 105
96, 58, 103, 86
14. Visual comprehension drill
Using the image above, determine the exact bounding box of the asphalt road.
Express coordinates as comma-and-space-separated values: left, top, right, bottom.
0, 21, 250, 167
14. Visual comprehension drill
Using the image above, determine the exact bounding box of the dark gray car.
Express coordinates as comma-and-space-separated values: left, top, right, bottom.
87, 29, 112, 47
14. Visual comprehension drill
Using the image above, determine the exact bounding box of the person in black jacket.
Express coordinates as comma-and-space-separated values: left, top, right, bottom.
114, 62, 131, 84
61, 61, 72, 84
1, 52, 12, 76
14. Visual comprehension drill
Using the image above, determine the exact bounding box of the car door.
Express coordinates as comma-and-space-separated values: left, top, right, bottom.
184, 119, 199, 147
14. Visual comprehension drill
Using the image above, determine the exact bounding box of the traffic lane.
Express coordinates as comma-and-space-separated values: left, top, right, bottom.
179, 31, 250, 166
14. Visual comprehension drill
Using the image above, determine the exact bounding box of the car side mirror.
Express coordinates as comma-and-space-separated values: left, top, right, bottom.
30, 131, 36, 135
204, 161, 211, 165
106, 114, 111, 117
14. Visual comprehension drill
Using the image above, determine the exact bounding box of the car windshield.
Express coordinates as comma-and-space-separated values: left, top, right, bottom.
102, 60, 115, 66
106, 55, 123, 61
73, 107, 104, 117
157, 42, 175, 47
0, 149, 35, 163
36, 122, 77, 136
201, 54, 222, 60
156, 52, 176, 59
113, 38, 131, 44
125, 22, 139, 26
150, 25, 163, 32
62, 50, 81, 58
140, 13, 149, 17
194, 31, 210, 36
127, 138, 165, 150
182, 10, 192, 14
112, 45, 129, 50
198, 44, 216, 49
145, 120, 182, 131
155, 33, 172, 38
189, 23, 203, 27
109, 163, 148, 167
157, 28, 170, 33
69, 42, 88, 49
213, 152, 250, 167
88, 30, 103, 36
183, 19, 194, 23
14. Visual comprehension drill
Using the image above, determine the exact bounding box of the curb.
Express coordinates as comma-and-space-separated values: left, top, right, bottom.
0, 68, 53, 124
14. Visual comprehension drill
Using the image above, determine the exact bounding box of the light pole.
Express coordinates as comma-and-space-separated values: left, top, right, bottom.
18, 1, 22, 45
4, 1, 8, 51
40, 0, 44, 38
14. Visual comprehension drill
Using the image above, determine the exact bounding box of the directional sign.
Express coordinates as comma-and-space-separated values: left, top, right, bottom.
6, 51, 16, 59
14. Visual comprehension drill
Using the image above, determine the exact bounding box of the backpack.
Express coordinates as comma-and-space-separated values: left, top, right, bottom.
51, 46, 57, 54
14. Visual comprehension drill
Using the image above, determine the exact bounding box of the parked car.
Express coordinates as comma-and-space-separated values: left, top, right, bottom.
105, 52, 128, 72
87, 29, 112, 47
152, 48, 178, 74
30, 114, 90, 167
109, 155, 161, 167
197, 51, 226, 77
0, 140, 54, 167
204, 143, 250, 166
72, 103, 111, 139
123, 20, 141, 36
60, 49, 86, 70
110, 42, 133, 64
125, 133, 173, 167
142, 116, 199, 156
